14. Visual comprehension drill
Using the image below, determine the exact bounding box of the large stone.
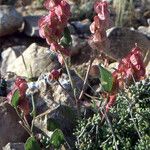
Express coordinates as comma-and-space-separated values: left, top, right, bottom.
70, 0, 95, 21
23, 16, 41, 37
1, 46, 26, 75
0, 0, 16, 5
0, 98, 28, 149
3, 143, 24, 150
7, 43, 60, 78
51, 71, 83, 106
106, 27, 150, 65
29, 70, 84, 116
70, 19, 91, 35
138, 19, 150, 39
0, 5, 23, 37
34, 105, 77, 138
71, 35, 92, 65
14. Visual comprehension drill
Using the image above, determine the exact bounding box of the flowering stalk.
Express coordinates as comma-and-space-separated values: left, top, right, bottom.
7, 77, 30, 115
88, 0, 110, 53
38, 0, 71, 56
112, 44, 146, 90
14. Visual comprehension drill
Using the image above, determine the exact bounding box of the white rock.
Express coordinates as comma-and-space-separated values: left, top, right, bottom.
7, 43, 60, 78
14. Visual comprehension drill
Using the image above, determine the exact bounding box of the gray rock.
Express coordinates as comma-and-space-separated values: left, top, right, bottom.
138, 19, 150, 39
34, 105, 77, 137
70, 1, 95, 20
3, 143, 24, 150
106, 27, 150, 65
7, 43, 60, 78
23, 16, 41, 37
0, 0, 17, 5
29, 70, 84, 117
1, 46, 26, 75
71, 19, 91, 35
71, 35, 90, 55
0, 99, 28, 149
71, 35, 92, 65
0, 5, 23, 37
51, 71, 84, 107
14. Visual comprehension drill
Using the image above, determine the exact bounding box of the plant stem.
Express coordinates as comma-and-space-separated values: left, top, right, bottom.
15, 108, 32, 136
103, 110, 119, 150
78, 58, 94, 101
129, 105, 142, 139
57, 80, 75, 101
31, 94, 36, 132
60, 53, 80, 116
61, 53, 75, 95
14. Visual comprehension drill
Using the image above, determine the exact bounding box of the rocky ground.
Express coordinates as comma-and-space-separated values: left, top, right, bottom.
0, 0, 150, 150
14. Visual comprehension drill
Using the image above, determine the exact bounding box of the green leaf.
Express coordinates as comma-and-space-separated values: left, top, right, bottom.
60, 27, 72, 47
99, 65, 113, 92
50, 129, 65, 148
25, 137, 41, 150
11, 89, 20, 108
47, 118, 60, 131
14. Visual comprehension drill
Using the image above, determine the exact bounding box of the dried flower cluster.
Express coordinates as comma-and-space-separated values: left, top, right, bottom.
106, 45, 146, 112
113, 45, 145, 88
7, 77, 29, 115
38, 0, 71, 56
49, 69, 62, 80
89, 0, 110, 52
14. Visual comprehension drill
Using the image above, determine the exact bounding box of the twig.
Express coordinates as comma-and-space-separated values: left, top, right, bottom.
61, 54, 74, 92
60, 53, 80, 117
57, 79, 75, 101
78, 58, 94, 101
129, 105, 142, 139
15, 108, 32, 136
102, 109, 119, 150
31, 94, 36, 132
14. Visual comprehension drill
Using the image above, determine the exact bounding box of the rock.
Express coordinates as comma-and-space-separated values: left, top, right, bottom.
28, 70, 84, 116
3, 143, 24, 150
0, 0, 17, 5
138, 19, 150, 39
0, 99, 28, 149
1, 46, 26, 75
34, 105, 77, 137
7, 43, 61, 78
106, 27, 150, 65
0, 5, 23, 37
70, 0, 95, 20
23, 16, 41, 37
51, 71, 83, 106
70, 19, 91, 35
71, 35, 92, 65
67, 23, 76, 35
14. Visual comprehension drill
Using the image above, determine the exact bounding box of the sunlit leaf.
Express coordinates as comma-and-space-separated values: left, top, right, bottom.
99, 65, 113, 92
11, 89, 20, 108
50, 129, 65, 148
25, 137, 41, 150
